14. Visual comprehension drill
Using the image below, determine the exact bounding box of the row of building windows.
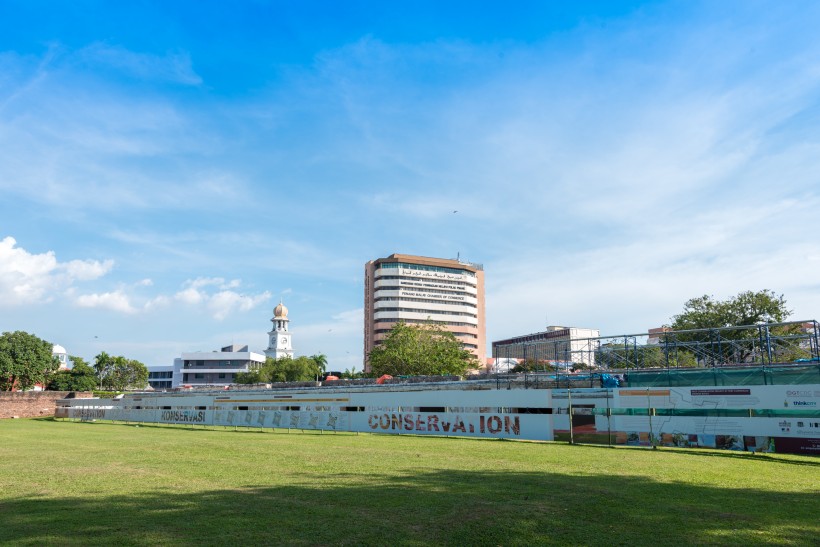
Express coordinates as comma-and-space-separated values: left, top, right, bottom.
183, 373, 231, 380
378, 318, 478, 328
374, 328, 477, 339
379, 262, 477, 277
375, 307, 478, 318
184, 360, 242, 367
374, 296, 476, 308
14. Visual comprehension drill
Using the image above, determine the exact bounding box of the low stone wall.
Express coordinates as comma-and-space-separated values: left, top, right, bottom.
0, 391, 93, 419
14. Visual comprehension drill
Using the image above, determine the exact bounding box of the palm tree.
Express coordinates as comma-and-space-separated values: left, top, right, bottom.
310, 353, 328, 374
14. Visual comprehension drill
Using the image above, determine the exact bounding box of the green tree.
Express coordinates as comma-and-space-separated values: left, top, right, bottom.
511, 358, 557, 373
367, 322, 476, 377
340, 368, 364, 379
310, 354, 328, 374
0, 331, 60, 391
234, 367, 266, 384
94, 353, 148, 390
671, 290, 791, 331
110, 357, 149, 391
235, 355, 326, 384
669, 290, 796, 363
93, 352, 114, 389
47, 356, 98, 391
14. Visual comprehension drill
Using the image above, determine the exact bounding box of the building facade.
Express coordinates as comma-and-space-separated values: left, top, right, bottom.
364, 253, 486, 371
147, 365, 175, 390
492, 326, 600, 369
265, 302, 294, 360
179, 344, 265, 387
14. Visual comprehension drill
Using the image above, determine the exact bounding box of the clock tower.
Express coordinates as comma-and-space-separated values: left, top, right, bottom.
265, 301, 294, 360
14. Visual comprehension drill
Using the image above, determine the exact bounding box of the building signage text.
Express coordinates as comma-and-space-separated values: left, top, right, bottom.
399, 269, 466, 281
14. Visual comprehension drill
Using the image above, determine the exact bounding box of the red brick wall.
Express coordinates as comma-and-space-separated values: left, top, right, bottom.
0, 391, 93, 419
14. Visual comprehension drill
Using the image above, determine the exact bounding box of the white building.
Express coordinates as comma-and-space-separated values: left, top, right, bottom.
492, 326, 601, 368
147, 365, 175, 390
179, 344, 265, 387
265, 302, 294, 360
52, 344, 69, 369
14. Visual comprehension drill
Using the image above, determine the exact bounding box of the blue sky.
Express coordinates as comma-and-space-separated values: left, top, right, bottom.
2, 1, 819, 371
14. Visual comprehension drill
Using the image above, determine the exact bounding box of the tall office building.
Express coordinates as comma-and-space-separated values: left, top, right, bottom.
364, 253, 486, 371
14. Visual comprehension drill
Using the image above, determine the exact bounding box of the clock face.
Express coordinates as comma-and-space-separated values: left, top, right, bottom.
281, 337, 288, 347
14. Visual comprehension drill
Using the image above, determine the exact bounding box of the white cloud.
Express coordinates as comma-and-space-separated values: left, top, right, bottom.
74, 290, 137, 314
175, 287, 204, 305
0, 237, 271, 321
64, 258, 114, 280
0, 236, 114, 306
207, 290, 272, 321
174, 278, 271, 320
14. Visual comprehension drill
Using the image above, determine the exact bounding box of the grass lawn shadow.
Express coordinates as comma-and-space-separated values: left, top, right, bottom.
3, 467, 818, 546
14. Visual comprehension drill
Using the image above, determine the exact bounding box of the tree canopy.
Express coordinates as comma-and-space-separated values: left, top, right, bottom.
668, 290, 795, 364
235, 354, 327, 384
367, 322, 476, 377
93, 352, 149, 391
670, 290, 791, 331
0, 331, 59, 391
47, 356, 98, 392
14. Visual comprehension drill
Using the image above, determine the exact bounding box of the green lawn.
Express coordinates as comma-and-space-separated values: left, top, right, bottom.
1, 419, 818, 546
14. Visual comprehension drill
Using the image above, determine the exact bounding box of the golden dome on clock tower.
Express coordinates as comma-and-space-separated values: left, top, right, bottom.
273, 301, 288, 318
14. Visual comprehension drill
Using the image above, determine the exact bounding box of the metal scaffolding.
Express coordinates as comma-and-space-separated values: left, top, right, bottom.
492, 320, 820, 370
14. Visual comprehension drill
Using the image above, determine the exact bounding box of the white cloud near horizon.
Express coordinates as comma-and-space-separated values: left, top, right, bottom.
74, 290, 138, 314
73, 281, 271, 320
174, 278, 271, 320
0, 236, 271, 321
0, 236, 113, 306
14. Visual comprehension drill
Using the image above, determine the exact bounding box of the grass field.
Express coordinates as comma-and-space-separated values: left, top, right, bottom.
1, 419, 818, 546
